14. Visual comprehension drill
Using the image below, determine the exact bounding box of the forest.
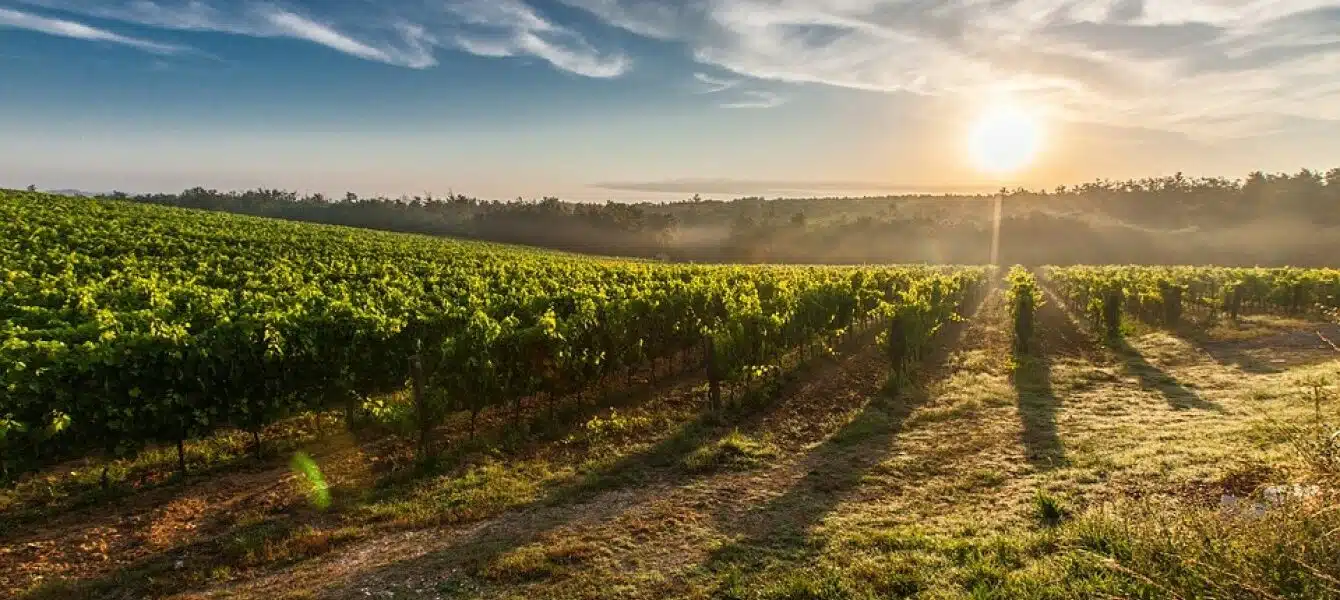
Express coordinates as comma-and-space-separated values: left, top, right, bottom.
106, 167, 1340, 266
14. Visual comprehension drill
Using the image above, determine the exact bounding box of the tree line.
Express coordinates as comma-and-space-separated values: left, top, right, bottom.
103, 167, 1340, 266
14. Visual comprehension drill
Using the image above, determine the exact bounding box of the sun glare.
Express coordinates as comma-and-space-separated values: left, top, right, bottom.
968, 104, 1043, 175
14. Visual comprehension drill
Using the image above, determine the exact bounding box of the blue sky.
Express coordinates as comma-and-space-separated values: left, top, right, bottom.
4, 0, 1340, 201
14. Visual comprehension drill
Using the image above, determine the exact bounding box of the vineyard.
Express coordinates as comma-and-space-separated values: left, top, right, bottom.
5, 190, 1340, 600
1041, 265, 1340, 338
0, 190, 985, 478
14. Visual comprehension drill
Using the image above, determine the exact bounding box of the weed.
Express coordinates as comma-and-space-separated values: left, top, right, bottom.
1032, 490, 1070, 527
1260, 374, 1340, 476
568, 409, 653, 446
1063, 497, 1340, 598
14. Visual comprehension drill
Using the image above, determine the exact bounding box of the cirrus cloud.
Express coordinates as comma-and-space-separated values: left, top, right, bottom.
558, 0, 1340, 137
0, 6, 186, 54
10, 0, 628, 76
9, 0, 1340, 137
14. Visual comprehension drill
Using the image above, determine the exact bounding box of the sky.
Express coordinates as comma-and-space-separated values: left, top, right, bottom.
3, 0, 1340, 202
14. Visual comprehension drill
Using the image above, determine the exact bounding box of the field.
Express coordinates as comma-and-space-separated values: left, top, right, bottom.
3, 190, 1340, 599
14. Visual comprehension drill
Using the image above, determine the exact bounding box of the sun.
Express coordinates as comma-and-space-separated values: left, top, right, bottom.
968, 104, 1043, 175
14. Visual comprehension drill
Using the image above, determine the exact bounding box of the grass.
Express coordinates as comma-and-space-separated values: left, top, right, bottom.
688, 489, 1340, 599
0, 412, 337, 523
480, 539, 609, 583
1031, 490, 1071, 527
683, 430, 778, 473
6, 292, 1340, 600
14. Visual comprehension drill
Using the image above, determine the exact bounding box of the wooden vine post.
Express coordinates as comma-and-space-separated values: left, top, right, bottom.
704, 335, 721, 411
410, 351, 431, 461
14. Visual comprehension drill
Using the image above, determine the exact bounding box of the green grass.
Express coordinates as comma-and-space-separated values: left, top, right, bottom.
480, 539, 609, 583
0, 412, 337, 524
684, 431, 779, 473
1031, 490, 1070, 527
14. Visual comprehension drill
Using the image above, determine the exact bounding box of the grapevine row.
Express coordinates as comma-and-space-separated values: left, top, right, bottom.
1042, 265, 1340, 335
0, 191, 984, 474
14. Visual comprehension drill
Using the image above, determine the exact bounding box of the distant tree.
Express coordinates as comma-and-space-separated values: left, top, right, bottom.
104, 165, 1340, 266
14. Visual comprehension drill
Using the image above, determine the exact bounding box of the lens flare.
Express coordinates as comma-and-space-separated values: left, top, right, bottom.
290, 451, 331, 510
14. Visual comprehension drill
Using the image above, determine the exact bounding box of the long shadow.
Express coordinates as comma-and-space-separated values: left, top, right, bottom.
1111, 337, 1225, 413
1012, 349, 1064, 470
1039, 285, 1225, 414
1157, 318, 1283, 375
13, 366, 796, 600
696, 290, 985, 581
1183, 339, 1283, 375
546, 323, 889, 506
16, 514, 309, 600
1170, 320, 1340, 375
10, 340, 802, 599
699, 382, 921, 573
310, 321, 896, 596
1012, 287, 1115, 470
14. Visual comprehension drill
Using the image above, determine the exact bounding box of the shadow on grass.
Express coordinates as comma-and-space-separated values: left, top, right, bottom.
1010, 297, 1079, 471
1185, 341, 1283, 375
1169, 319, 1340, 375
1012, 353, 1064, 470
1154, 319, 1283, 375
541, 324, 889, 507
695, 292, 984, 586
699, 389, 917, 576
1111, 338, 1225, 413
1035, 284, 1224, 414
16, 514, 347, 600
305, 323, 893, 597
6, 352, 718, 600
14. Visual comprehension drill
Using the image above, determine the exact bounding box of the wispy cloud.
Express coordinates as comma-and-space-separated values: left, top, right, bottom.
260, 8, 436, 69
693, 72, 784, 108
446, 0, 629, 78
0, 6, 186, 54
719, 90, 785, 109
13, 0, 1340, 134
556, 0, 689, 40
511, 30, 629, 77
561, 0, 1340, 137
693, 72, 737, 93
13, 0, 626, 76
